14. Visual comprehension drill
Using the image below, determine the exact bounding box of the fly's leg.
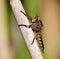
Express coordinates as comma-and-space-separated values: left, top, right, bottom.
18, 24, 29, 28
20, 11, 32, 23
31, 33, 40, 45
39, 20, 43, 27
18, 23, 33, 28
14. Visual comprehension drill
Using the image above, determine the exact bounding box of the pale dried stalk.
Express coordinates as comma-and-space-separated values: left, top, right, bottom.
10, 0, 43, 59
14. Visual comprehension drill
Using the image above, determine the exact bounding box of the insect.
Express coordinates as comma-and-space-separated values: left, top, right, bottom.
18, 11, 44, 53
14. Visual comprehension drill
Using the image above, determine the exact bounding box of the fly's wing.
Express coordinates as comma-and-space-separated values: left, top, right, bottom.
20, 11, 32, 23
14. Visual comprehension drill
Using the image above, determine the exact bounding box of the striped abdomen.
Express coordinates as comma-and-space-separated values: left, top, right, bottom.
37, 36, 44, 53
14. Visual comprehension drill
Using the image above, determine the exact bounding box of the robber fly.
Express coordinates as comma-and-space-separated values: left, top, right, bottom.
18, 11, 44, 53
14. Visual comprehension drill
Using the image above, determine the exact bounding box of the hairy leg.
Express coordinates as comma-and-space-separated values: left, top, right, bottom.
31, 33, 41, 45
18, 23, 33, 28
39, 20, 43, 27
18, 24, 29, 28
20, 11, 32, 23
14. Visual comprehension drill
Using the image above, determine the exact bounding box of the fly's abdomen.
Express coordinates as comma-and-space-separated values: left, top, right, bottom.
37, 36, 44, 53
